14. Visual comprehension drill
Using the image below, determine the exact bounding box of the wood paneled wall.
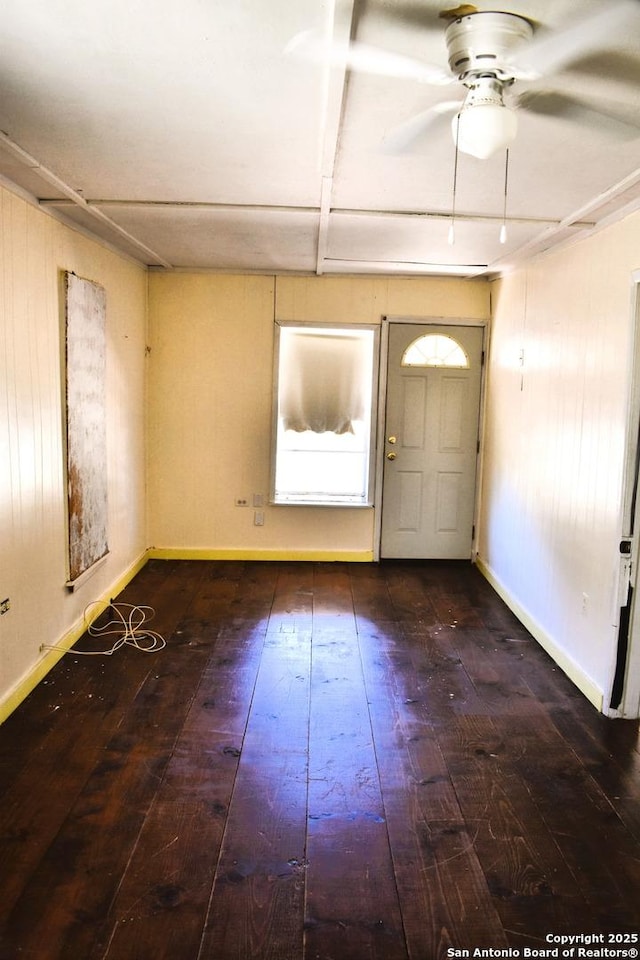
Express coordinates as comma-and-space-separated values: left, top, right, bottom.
0, 185, 148, 716
479, 210, 640, 711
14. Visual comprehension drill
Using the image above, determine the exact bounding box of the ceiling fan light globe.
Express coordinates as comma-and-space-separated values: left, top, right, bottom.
452, 104, 517, 159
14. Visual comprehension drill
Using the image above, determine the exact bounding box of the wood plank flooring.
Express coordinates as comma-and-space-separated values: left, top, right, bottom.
0, 559, 639, 959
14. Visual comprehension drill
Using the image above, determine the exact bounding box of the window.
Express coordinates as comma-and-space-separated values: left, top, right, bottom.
402, 333, 469, 368
271, 324, 378, 505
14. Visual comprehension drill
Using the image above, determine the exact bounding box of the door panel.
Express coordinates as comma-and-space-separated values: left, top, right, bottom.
380, 323, 483, 559
398, 472, 422, 530
436, 471, 462, 532
440, 378, 466, 450
402, 378, 426, 447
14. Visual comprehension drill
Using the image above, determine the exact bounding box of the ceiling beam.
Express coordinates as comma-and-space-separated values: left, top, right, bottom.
316, 0, 358, 179
43, 197, 594, 258
313, 0, 358, 274
323, 258, 487, 278
41, 198, 577, 229
0, 131, 173, 268
316, 177, 333, 275
487, 162, 640, 275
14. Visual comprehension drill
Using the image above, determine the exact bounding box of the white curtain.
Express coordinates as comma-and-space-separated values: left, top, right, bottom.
279, 329, 368, 434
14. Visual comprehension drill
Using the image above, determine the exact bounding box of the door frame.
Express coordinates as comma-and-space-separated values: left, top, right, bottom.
608, 270, 640, 719
373, 315, 489, 562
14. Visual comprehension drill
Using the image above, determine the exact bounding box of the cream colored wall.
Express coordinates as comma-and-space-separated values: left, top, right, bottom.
479, 211, 640, 709
147, 272, 490, 558
0, 185, 148, 716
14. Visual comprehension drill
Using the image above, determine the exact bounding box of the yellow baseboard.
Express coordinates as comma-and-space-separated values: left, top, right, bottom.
475, 557, 604, 712
0, 551, 149, 725
147, 547, 374, 562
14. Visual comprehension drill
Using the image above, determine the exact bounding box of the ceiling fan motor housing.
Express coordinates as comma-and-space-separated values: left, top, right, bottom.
445, 11, 534, 83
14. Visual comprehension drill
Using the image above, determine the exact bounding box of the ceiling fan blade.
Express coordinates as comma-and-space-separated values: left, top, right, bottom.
515, 0, 640, 78
382, 101, 461, 153
285, 30, 452, 85
517, 90, 640, 140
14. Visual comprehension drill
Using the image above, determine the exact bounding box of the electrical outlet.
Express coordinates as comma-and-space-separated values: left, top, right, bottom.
235, 497, 249, 507
0, 598, 10, 615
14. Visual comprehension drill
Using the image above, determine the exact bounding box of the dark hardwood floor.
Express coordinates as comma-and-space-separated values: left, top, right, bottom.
0, 560, 639, 959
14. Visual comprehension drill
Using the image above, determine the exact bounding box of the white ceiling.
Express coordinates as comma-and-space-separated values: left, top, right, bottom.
1, 0, 640, 278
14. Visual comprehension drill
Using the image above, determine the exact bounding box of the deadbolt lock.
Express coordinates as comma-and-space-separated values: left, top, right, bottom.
387, 436, 397, 444
387, 451, 397, 461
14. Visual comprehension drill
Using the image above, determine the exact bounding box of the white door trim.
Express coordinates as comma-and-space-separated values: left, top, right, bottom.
608, 270, 640, 718
374, 315, 488, 562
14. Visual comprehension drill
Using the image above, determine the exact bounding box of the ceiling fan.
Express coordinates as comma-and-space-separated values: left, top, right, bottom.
287, 1, 640, 159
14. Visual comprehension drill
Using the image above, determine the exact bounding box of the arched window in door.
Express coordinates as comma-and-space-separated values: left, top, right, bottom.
401, 333, 469, 368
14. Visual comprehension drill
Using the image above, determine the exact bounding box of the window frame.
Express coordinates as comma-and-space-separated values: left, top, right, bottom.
270, 321, 380, 507
402, 332, 470, 368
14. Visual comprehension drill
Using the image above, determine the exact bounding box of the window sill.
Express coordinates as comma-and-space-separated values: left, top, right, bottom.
271, 498, 373, 508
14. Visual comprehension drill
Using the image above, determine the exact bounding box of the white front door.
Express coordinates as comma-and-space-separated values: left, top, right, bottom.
380, 323, 484, 559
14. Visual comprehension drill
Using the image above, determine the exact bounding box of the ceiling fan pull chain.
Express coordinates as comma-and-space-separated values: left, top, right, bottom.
500, 148, 510, 244
449, 115, 461, 245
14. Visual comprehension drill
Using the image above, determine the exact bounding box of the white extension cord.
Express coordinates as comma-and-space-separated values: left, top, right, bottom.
42, 602, 166, 657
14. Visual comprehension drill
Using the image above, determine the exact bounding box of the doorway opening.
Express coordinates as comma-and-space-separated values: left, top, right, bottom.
610, 271, 640, 719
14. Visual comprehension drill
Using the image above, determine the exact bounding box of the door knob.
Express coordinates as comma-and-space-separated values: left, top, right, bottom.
387, 436, 397, 444
387, 452, 397, 461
